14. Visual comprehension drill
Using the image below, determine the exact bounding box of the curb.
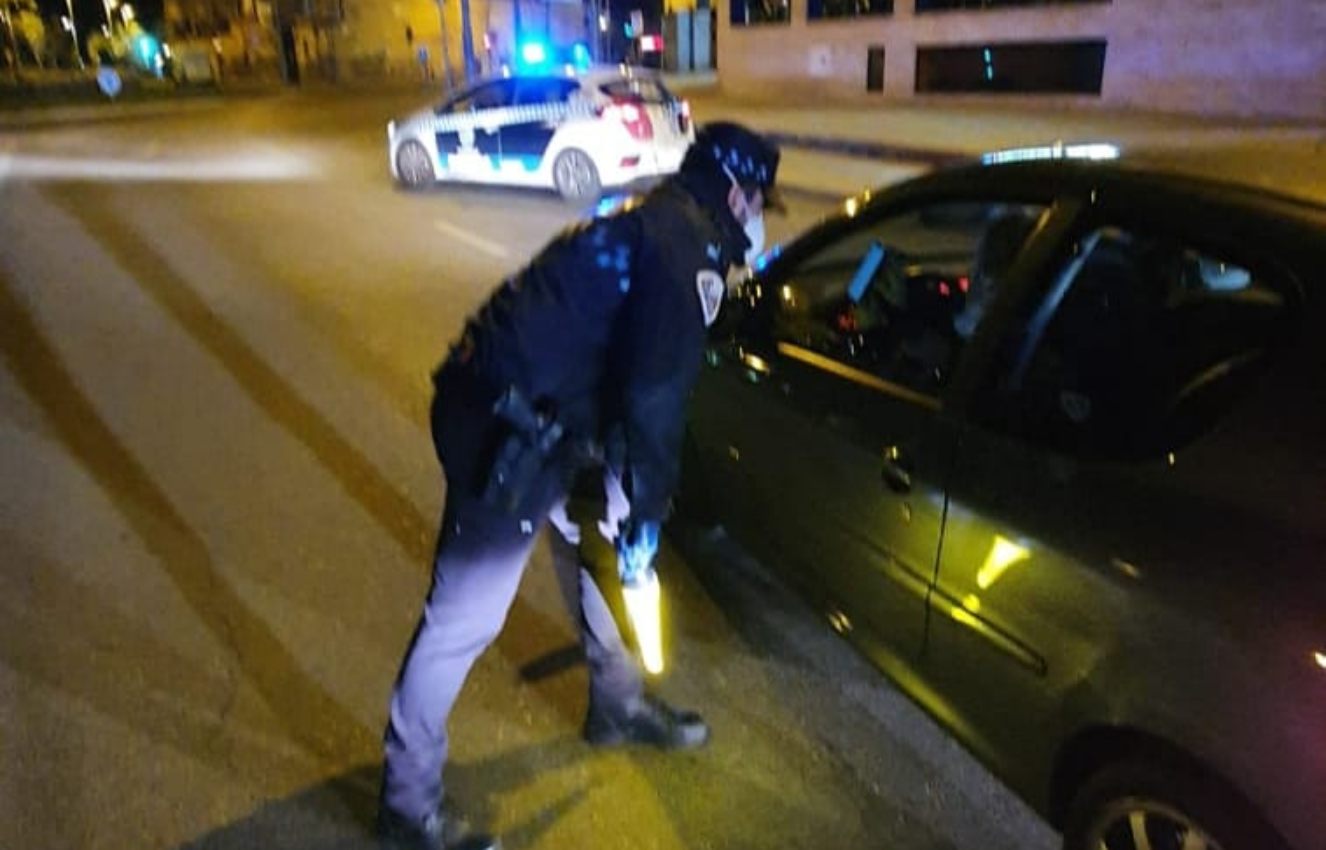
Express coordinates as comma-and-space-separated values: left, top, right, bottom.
0, 93, 246, 131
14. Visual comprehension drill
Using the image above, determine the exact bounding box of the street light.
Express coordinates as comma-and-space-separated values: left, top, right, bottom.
2, 6, 19, 79
120, 3, 134, 22
64, 0, 86, 68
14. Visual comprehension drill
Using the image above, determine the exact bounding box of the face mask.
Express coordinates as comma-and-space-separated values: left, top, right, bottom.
723, 164, 766, 267
742, 211, 766, 266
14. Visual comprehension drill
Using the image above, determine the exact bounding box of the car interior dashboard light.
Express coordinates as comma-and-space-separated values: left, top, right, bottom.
1314, 651, 1326, 670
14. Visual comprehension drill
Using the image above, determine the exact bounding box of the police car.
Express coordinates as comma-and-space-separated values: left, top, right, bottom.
388, 66, 695, 201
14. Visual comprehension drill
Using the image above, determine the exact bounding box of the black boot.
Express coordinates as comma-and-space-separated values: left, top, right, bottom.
583, 694, 710, 750
376, 803, 499, 850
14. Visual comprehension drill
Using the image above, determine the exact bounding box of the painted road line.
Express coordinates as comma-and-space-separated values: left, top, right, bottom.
0, 140, 14, 183
0, 153, 316, 181
433, 219, 511, 259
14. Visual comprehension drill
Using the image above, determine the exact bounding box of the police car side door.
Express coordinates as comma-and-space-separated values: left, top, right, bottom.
503, 77, 580, 181
433, 79, 513, 181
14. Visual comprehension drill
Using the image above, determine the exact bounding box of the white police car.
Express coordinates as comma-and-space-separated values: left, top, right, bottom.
388, 66, 695, 201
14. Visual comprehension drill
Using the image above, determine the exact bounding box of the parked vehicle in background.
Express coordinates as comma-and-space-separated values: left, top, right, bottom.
388, 66, 694, 201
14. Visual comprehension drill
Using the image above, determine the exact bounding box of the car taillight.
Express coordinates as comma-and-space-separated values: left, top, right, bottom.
600, 98, 654, 141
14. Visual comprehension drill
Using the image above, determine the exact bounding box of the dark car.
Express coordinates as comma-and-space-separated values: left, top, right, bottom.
682, 159, 1326, 850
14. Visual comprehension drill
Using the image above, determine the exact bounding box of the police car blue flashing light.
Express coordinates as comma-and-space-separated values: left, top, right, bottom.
519, 41, 548, 67
387, 66, 696, 202
517, 40, 593, 75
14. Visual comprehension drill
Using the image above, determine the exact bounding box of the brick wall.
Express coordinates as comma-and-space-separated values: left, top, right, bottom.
717, 0, 1326, 119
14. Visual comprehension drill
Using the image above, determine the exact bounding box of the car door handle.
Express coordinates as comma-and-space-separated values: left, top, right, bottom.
882, 446, 912, 494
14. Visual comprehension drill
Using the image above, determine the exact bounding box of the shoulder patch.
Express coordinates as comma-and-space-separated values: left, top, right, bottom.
696, 270, 725, 327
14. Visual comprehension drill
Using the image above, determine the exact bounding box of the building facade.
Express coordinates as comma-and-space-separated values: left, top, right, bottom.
165, 0, 587, 84
717, 0, 1326, 119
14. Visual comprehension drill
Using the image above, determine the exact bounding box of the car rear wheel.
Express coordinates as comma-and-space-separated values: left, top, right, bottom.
1064, 759, 1288, 850
552, 148, 601, 202
395, 140, 435, 189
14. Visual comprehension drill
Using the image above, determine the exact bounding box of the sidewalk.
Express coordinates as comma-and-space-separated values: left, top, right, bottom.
683, 88, 1326, 202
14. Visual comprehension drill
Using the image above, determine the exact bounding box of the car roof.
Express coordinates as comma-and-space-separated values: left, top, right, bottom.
466, 65, 660, 88
794, 159, 1326, 306
876, 159, 1326, 257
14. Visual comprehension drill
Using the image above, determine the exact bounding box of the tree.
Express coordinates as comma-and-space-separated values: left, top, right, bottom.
2, 0, 45, 67
44, 21, 79, 68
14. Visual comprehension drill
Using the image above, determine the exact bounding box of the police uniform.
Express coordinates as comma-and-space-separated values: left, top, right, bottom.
379, 123, 781, 849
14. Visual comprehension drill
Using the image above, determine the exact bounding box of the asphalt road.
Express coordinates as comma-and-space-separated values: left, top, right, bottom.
0, 91, 1057, 850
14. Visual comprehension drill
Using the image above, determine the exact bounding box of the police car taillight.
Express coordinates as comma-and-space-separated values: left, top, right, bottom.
601, 99, 654, 141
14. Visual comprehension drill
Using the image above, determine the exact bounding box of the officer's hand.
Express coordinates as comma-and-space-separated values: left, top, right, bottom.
617, 520, 660, 584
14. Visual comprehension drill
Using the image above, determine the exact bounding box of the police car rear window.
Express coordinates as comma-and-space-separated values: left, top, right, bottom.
599, 79, 674, 104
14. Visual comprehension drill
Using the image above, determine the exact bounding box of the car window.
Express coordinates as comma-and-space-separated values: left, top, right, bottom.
991, 226, 1290, 460
443, 80, 516, 113
772, 201, 1046, 398
516, 78, 579, 105
599, 78, 675, 104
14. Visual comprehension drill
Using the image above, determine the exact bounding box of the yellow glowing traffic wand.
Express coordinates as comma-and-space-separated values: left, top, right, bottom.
618, 521, 665, 675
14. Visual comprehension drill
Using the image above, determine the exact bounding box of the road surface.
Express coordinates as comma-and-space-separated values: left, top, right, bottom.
0, 91, 1056, 850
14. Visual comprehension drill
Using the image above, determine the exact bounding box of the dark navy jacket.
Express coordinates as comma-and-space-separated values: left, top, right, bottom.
445, 169, 748, 524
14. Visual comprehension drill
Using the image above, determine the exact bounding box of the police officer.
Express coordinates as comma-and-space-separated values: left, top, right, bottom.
377, 122, 783, 850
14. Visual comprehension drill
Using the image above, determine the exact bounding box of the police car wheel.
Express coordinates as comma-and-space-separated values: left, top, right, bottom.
396, 141, 435, 189
552, 149, 601, 202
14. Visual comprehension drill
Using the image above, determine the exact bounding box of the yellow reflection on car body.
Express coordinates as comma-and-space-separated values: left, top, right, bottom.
976, 535, 1031, 590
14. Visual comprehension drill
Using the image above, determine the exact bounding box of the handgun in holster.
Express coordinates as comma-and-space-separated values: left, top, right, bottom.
481, 386, 566, 515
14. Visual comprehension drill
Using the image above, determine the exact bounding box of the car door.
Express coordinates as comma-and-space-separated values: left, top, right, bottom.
501, 77, 580, 180
922, 209, 1300, 794
696, 198, 1047, 666
433, 79, 513, 181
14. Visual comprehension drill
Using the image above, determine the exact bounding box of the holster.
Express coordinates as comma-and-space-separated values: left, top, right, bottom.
481, 387, 567, 515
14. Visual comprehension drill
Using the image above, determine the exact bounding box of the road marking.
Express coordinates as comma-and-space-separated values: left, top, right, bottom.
0, 152, 316, 182
0, 140, 14, 184
433, 219, 510, 259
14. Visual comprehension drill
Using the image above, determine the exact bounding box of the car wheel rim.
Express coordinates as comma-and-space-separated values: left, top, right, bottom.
1088, 799, 1223, 850
557, 153, 594, 197
399, 143, 432, 186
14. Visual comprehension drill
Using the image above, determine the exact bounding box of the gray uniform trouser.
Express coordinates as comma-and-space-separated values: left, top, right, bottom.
380, 462, 643, 824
